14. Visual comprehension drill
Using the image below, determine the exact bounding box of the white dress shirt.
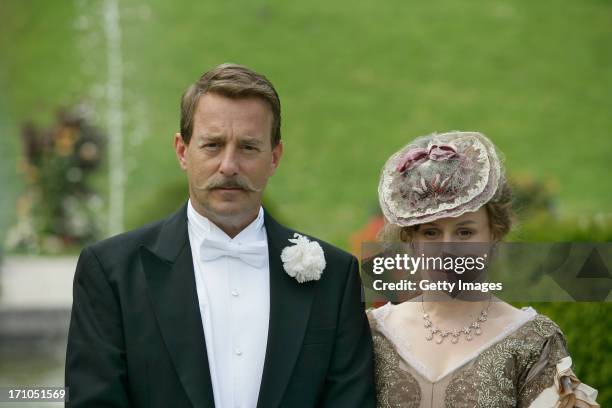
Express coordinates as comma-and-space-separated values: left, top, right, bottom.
187, 200, 270, 408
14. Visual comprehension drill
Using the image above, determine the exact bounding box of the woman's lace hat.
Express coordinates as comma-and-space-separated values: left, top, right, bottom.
378, 131, 504, 226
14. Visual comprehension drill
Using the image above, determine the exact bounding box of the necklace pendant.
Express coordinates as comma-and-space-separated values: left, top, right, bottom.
420, 299, 490, 346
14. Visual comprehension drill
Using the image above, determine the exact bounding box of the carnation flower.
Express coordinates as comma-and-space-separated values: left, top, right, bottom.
281, 233, 326, 283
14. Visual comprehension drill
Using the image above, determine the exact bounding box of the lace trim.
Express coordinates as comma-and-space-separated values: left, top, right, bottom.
381, 142, 491, 217
371, 302, 538, 383
378, 132, 503, 226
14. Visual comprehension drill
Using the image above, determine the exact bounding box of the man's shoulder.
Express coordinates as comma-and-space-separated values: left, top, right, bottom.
86, 207, 184, 261
89, 219, 163, 251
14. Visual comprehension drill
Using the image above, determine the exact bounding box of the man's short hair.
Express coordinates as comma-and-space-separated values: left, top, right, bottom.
180, 63, 281, 147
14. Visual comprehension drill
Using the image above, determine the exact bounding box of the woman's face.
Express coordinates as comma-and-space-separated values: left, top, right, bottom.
413, 207, 492, 243
412, 207, 494, 295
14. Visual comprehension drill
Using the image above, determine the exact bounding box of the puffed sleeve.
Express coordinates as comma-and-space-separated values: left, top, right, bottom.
517, 316, 599, 408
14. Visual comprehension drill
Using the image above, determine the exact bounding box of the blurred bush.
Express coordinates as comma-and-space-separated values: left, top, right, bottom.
5, 106, 106, 254
509, 172, 612, 242
510, 176, 612, 402
510, 212, 612, 242
126, 180, 188, 231
511, 173, 559, 218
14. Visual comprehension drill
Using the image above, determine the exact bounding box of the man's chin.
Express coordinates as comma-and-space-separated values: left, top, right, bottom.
205, 200, 259, 218
191, 190, 260, 217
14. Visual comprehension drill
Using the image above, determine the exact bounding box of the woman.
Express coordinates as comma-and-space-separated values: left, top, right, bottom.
369, 131, 599, 407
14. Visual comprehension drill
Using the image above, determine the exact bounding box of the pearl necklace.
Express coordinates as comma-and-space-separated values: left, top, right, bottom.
421, 298, 491, 344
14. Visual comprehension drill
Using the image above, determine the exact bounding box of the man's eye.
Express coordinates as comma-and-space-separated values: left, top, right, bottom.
203, 143, 219, 150
242, 145, 258, 151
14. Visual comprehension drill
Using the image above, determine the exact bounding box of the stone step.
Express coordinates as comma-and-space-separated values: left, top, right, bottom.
0, 256, 76, 308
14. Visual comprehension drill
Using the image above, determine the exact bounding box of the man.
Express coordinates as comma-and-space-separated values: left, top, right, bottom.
65, 63, 376, 407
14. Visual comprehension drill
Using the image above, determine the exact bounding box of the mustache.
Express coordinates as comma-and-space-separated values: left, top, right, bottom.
201, 176, 262, 192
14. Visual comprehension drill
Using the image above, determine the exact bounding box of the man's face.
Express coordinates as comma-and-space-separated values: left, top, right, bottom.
174, 92, 282, 223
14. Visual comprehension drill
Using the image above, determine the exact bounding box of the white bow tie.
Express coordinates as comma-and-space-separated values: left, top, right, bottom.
200, 238, 268, 268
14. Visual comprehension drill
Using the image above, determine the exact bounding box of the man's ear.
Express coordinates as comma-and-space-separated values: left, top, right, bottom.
174, 133, 188, 171
269, 140, 283, 175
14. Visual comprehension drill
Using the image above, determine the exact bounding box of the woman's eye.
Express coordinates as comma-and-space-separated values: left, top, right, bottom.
423, 229, 439, 239
458, 229, 474, 238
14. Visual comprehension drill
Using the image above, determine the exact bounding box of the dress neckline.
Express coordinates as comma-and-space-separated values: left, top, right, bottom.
372, 302, 538, 383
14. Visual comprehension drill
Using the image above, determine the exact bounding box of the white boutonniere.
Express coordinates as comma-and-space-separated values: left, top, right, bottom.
281, 233, 326, 283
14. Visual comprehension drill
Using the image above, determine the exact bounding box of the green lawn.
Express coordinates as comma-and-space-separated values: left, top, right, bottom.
0, 0, 611, 398
1, 0, 610, 247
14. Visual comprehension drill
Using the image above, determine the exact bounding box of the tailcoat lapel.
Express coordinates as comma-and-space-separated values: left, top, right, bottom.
256, 211, 318, 408
141, 204, 215, 408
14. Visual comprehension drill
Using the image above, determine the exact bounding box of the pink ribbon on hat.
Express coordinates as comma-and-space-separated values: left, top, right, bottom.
396, 143, 458, 173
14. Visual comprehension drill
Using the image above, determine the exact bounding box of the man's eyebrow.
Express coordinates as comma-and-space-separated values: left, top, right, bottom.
197, 134, 226, 142
422, 222, 439, 227
239, 136, 264, 145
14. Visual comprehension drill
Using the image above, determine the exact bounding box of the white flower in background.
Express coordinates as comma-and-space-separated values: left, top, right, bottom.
281, 233, 326, 283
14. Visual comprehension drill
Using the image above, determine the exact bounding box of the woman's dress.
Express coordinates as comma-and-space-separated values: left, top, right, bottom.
368, 303, 599, 407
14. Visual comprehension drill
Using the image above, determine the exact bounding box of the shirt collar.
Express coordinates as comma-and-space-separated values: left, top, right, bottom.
187, 199, 265, 244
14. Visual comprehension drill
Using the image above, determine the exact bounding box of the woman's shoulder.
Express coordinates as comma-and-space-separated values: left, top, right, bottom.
501, 308, 569, 375
366, 301, 421, 332
518, 309, 566, 343
490, 300, 565, 343
366, 304, 403, 362
366, 302, 392, 333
